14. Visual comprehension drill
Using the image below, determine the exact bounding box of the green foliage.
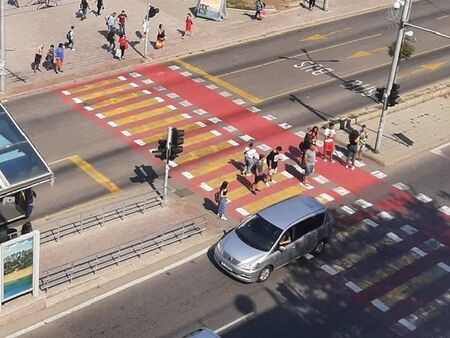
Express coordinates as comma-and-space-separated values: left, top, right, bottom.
388, 40, 415, 60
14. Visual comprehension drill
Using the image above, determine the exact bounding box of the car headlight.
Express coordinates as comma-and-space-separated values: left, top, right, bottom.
215, 240, 224, 255
239, 262, 261, 271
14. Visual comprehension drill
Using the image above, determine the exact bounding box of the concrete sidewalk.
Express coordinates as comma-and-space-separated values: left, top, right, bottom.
3, 0, 391, 97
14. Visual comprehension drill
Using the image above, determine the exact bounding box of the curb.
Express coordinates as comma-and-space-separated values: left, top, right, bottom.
2, 3, 391, 100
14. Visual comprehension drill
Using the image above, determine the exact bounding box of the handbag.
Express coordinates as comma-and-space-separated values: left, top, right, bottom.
115, 49, 122, 58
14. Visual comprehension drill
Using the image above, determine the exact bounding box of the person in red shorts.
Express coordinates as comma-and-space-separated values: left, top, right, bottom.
323, 122, 336, 163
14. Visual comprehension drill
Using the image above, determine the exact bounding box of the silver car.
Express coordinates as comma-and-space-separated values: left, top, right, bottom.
214, 196, 333, 283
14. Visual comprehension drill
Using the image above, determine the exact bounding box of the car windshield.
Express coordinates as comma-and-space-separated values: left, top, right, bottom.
235, 215, 283, 252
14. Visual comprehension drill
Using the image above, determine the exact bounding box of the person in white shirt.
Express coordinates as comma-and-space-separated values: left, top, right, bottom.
323, 123, 336, 163
242, 142, 257, 176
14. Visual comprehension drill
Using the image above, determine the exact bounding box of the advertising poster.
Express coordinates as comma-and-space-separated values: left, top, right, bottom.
1, 231, 39, 304
196, 0, 227, 21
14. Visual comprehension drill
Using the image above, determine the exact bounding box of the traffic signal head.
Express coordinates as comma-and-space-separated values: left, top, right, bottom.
169, 128, 185, 161
148, 6, 159, 18
152, 139, 167, 161
388, 83, 400, 107
375, 87, 385, 103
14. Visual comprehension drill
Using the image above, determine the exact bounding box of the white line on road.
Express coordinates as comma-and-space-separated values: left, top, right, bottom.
430, 142, 450, 159
6, 247, 210, 338
214, 312, 255, 334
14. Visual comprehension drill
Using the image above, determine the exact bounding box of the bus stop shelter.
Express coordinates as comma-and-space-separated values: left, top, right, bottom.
0, 103, 53, 225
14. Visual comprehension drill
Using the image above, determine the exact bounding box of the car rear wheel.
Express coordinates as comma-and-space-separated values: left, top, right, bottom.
312, 239, 326, 255
257, 266, 273, 283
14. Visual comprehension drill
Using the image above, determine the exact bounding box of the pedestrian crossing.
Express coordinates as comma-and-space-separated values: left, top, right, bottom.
57, 63, 449, 335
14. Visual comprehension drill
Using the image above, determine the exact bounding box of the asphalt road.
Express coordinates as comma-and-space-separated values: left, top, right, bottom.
3, 0, 449, 220
17, 149, 450, 338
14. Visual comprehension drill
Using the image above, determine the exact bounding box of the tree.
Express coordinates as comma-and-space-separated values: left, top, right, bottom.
388, 40, 415, 60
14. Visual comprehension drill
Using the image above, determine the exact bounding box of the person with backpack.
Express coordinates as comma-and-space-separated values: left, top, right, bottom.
106, 12, 117, 32
251, 154, 266, 194
346, 130, 360, 170
255, 0, 265, 20
242, 142, 257, 176
216, 181, 229, 220
66, 26, 75, 50
118, 34, 128, 60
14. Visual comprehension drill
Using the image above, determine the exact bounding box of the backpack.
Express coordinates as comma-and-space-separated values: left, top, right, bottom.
214, 191, 221, 203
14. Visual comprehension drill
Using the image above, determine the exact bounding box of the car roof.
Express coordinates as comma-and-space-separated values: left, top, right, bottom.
257, 195, 325, 230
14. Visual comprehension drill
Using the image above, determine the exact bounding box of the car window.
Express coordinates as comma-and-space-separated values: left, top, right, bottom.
293, 213, 325, 240
235, 215, 283, 252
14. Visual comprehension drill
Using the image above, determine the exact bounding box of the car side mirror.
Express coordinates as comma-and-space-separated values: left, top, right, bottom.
279, 245, 286, 252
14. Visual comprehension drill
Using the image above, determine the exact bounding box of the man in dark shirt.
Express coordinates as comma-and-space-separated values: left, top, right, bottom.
266, 146, 282, 184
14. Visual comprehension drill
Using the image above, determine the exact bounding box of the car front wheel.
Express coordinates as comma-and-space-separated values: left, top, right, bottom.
257, 266, 273, 283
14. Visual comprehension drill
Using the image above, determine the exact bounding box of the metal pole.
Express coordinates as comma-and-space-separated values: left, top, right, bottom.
323, 0, 330, 12
374, 0, 412, 152
143, 3, 151, 58
163, 127, 172, 204
0, 0, 5, 93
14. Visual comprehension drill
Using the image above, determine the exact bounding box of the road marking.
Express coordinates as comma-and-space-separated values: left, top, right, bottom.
227, 172, 290, 201
177, 141, 239, 165
261, 43, 450, 102
135, 121, 205, 146
436, 14, 449, 20
183, 130, 221, 147
206, 172, 240, 189
98, 97, 164, 119
91, 91, 148, 110
397, 62, 447, 80
372, 263, 449, 312
218, 33, 381, 78
123, 115, 187, 135
66, 78, 122, 95
5, 247, 210, 338
215, 312, 255, 334
69, 155, 121, 193
397, 289, 450, 332
188, 151, 243, 177
430, 142, 450, 159
173, 59, 262, 104
111, 106, 174, 127
302, 27, 352, 41
347, 47, 385, 59
77, 84, 134, 102
241, 185, 305, 214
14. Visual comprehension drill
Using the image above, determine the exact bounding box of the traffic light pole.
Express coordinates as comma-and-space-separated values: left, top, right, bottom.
374, 0, 411, 153
163, 127, 172, 204
0, 0, 5, 93
143, 3, 151, 58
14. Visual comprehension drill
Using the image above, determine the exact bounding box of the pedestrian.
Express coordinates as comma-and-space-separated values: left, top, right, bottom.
323, 123, 336, 163
266, 146, 282, 183
251, 154, 266, 194
66, 26, 75, 50
44, 44, 55, 71
55, 43, 65, 73
156, 24, 166, 49
309, 0, 316, 10
24, 189, 36, 219
106, 29, 116, 52
255, 0, 265, 20
346, 130, 360, 170
106, 12, 116, 32
80, 0, 90, 20
300, 132, 312, 165
118, 34, 128, 60
357, 124, 368, 161
308, 126, 319, 146
182, 13, 193, 39
95, 0, 104, 16
21, 222, 33, 235
216, 181, 229, 220
303, 144, 316, 184
242, 142, 257, 176
32, 44, 44, 73
118, 10, 128, 34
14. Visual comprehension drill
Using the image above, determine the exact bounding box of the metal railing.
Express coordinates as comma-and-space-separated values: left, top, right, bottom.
40, 189, 164, 244
40, 215, 207, 292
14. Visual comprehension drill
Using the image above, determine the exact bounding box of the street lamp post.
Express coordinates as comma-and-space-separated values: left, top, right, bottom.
374, 0, 411, 152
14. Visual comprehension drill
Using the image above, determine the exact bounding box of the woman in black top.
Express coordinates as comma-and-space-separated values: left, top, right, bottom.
346, 130, 360, 170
